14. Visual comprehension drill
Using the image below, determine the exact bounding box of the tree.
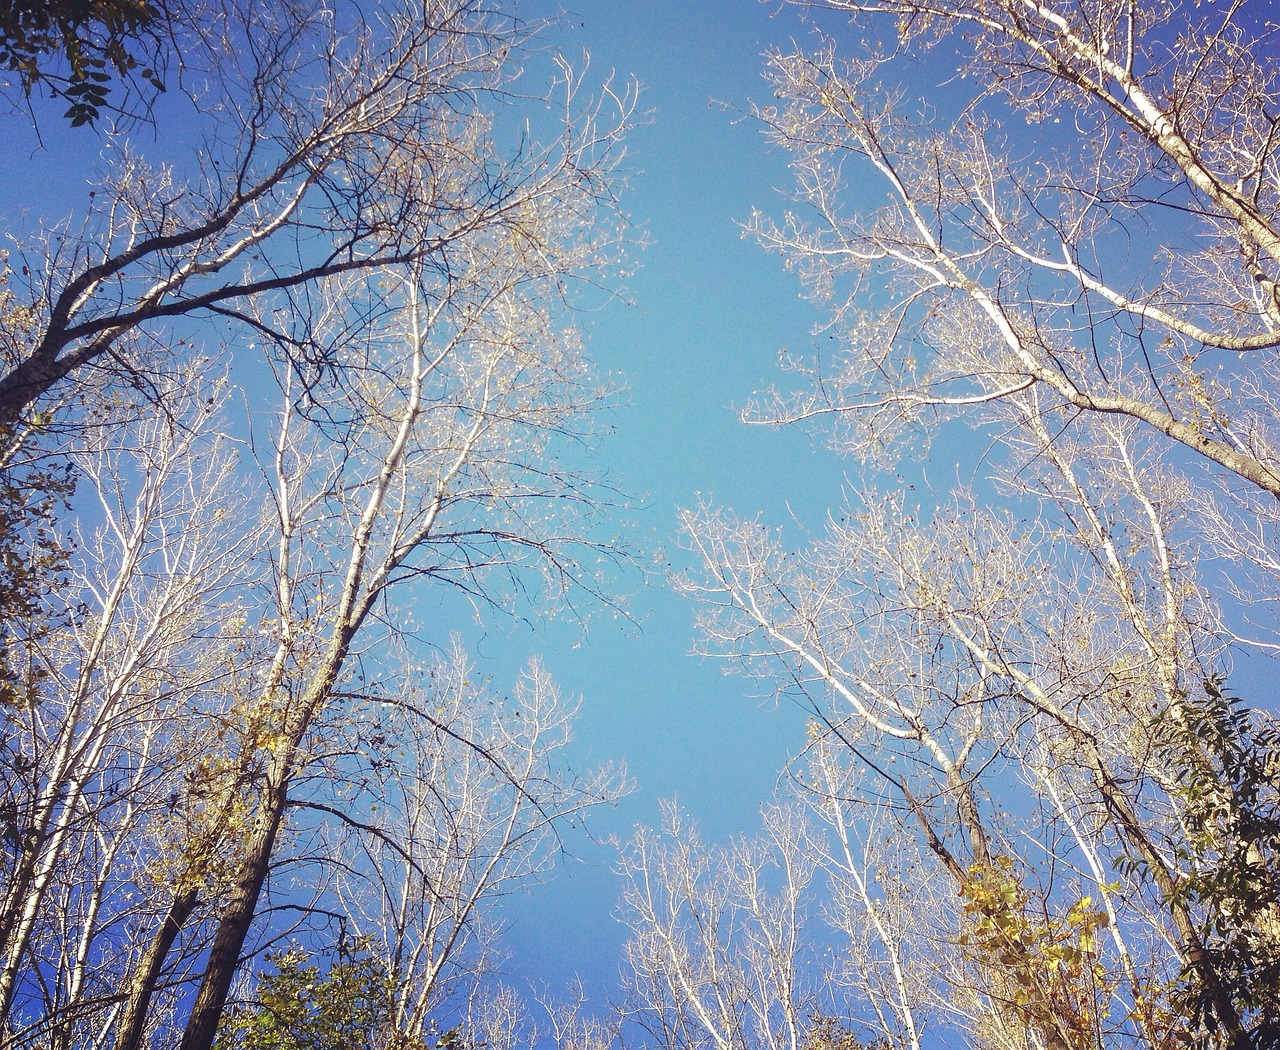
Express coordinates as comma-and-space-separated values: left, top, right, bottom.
0, 367, 251, 1050
747, 0, 1280, 504
0, 0, 630, 430
214, 940, 412, 1050
675, 2, 1280, 1049
0, 3, 633, 1047
321, 647, 628, 1047
0, 257, 74, 712
614, 756, 943, 1050
215, 648, 626, 1050
616, 801, 816, 1050
0, 0, 168, 125
1153, 679, 1280, 1047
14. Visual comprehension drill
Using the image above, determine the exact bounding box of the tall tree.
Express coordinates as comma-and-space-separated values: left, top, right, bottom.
677, 2, 1280, 1049
323, 647, 628, 1047
217, 648, 627, 1050
616, 801, 817, 1050
0, 3, 633, 1047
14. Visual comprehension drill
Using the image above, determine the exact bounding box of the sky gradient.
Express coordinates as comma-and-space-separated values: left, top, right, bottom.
486, 0, 864, 1001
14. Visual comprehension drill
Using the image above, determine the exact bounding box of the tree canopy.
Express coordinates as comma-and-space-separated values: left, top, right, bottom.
1, 1, 1279, 1049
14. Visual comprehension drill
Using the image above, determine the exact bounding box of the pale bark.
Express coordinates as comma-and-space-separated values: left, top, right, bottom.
1, 7, 632, 1044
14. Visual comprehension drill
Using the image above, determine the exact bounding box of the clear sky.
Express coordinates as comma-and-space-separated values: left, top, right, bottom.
481, 0, 866, 1004
388, 0, 998, 1011
8, 3, 1280, 1041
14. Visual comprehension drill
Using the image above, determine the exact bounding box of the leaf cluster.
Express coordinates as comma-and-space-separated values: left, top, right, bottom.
214, 939, 429, 1050
0, 0, 167, 125
1152, 679, 1280, 1050
959, 857, 1112, 1050
801, 1015, 894, 1050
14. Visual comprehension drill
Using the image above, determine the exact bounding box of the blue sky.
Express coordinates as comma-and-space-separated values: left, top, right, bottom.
485, 0, 862, 1002
8, 3, 1280, 1039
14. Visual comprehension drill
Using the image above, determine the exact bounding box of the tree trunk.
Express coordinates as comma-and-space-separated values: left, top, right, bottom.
176, 768, 290, 1050
113, 889, 199, 1050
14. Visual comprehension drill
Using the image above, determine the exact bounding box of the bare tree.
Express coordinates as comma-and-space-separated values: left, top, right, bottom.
145, 192, 627, 1050
0, 365, 259, 1048
212, 644, 628, 1050
0, 4, 634, 1046
675, 3, 1280, 1048
0, 0, 627, 430
615, 751, 952, 1050
679, 445, 1267, 1047
748, 0, 1280, 501
319, 645, 628, 1046
616, 801, 817, 1050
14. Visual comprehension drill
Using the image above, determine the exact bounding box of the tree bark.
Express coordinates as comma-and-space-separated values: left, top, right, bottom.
176, 768, 290, 1050
113, 890, 198, 1050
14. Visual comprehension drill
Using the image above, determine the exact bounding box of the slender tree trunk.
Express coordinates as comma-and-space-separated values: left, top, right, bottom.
113, 890, 199, 1050
0, 828, 47, 1022
177, 768, 290, 1050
